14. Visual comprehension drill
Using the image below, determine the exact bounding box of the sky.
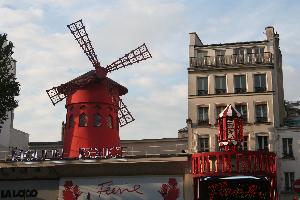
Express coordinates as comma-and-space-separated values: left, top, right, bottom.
0, 0, 300, 142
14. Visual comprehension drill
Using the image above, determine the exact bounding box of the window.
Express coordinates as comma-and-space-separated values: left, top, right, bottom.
257, 135, 268, 150
235, 104, 248, 122
234, 75, 246, 93
215, 76, 226, 94
284, 172, 295, 191
216, 105, 226, 120
93, 114, 102, 127
198, 137, 209, 152
282, 138, 293, 158
79, 113, 88, 127
245, 48, 253, 63
234, 48, 244, 63
197, 77, 208, 95
254, 74, 266, 92
107, 115, 113, 128
254, 47, 265, 63
254, 47, 264, 54
80, 105, 86, 109
197, 50, 208, 66
255, 104, 268, 123
197, 50, 207, 58
243, 136, 248, 151
198, 107, 209, 125
68, 115, 74, 128
215, 50, 225, 66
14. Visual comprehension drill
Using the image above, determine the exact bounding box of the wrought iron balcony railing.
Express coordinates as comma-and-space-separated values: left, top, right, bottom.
254, 87, 266, 92
197, 90, 208, 96
190, 52, 273, 68
215, 89, 227, 94
198, 120, 209, 126
256, 117, 268, 123
235, 88, 247, 93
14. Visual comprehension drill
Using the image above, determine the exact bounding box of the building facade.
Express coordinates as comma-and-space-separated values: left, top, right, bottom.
0, 47, 29, 156
187, 26, 299, 199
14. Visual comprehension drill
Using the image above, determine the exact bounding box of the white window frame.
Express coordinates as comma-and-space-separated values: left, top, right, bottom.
198, 135, 209, 152
256, 134, 268, 150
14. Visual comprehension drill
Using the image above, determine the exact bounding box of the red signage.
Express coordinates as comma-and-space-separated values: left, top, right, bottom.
294, 179, 300, 193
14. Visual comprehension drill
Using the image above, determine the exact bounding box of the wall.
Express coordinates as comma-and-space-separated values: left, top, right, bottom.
277, 128, 300, 199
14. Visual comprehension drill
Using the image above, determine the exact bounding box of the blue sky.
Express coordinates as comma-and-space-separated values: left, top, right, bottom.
0, 0, 300, 142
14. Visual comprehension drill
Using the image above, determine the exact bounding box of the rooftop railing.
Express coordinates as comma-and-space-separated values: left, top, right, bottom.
190, 52, 273, 68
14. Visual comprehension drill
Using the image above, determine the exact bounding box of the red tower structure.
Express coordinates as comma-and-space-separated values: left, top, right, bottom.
192, 104, 278, 200
46, 20, 151, 157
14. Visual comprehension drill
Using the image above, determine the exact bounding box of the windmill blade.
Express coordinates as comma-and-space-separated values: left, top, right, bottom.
67, 19, 100, 68
46, 81, 80, 106
46, 85, 71, 106
46, 70, 97, 106
106, 43, 152, 73
118, 98, 135, 127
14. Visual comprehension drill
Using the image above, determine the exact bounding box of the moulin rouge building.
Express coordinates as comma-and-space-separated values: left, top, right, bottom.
1, 22, 299, 200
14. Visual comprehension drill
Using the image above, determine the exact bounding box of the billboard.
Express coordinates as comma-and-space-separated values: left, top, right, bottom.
59, 176, 183, 200
0, 180, 58, 199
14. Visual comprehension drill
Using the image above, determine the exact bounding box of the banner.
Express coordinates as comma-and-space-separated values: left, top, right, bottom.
59, 176, 183, 200
0, 180, 58, 199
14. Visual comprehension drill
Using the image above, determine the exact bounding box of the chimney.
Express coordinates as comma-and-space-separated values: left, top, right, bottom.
265, 26, 274, 41
189, 32, 203, 46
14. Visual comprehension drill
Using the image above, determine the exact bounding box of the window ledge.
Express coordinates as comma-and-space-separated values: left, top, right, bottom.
254, 122, 272, 125
281, 156, 295, 160
280, 191, 297, 194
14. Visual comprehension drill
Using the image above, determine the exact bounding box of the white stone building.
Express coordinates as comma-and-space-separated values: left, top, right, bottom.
186, 26, 300, 199
0, 44, 29, 159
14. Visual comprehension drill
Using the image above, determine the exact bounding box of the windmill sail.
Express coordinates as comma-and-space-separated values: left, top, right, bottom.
118, 98, 135, 127
106, 43, 152, 73
67, 19, 100, 68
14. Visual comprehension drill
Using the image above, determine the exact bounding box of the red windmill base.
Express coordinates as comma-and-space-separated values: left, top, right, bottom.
191, 104, 278, 200
63, 75, 128, 157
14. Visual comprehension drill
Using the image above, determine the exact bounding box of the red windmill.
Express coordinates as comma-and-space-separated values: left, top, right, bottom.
46, 19, 152, 158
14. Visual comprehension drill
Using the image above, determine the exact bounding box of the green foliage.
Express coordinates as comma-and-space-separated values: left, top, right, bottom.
0, 33, 20, 126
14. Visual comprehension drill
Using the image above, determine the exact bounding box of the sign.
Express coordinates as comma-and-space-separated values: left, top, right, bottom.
9, 146, 124, 162
59, 176, 183, 200
196, 177, 270, 200
78, 147, 124, 159
294, 179, 300, 193
0, 180, 58, 199
10, 148, 63, 161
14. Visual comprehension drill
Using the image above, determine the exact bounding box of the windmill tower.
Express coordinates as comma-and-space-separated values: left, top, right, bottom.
46, 20, 151, 157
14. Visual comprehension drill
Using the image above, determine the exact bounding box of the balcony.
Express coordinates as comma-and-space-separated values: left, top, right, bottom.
235, 88, 247, 94
190, 52, 273, 68
198, 120, 209, 126
256, 117, 268, 123
197, 90, 208, 96
254, 87, 266, 93
215, 89, 226, 94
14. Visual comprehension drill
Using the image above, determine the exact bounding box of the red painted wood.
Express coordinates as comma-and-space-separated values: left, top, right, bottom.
63, 79, 127, 158
294, 179, 300, 193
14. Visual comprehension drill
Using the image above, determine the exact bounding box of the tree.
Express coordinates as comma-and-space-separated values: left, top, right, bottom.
0, 33, 20, 128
